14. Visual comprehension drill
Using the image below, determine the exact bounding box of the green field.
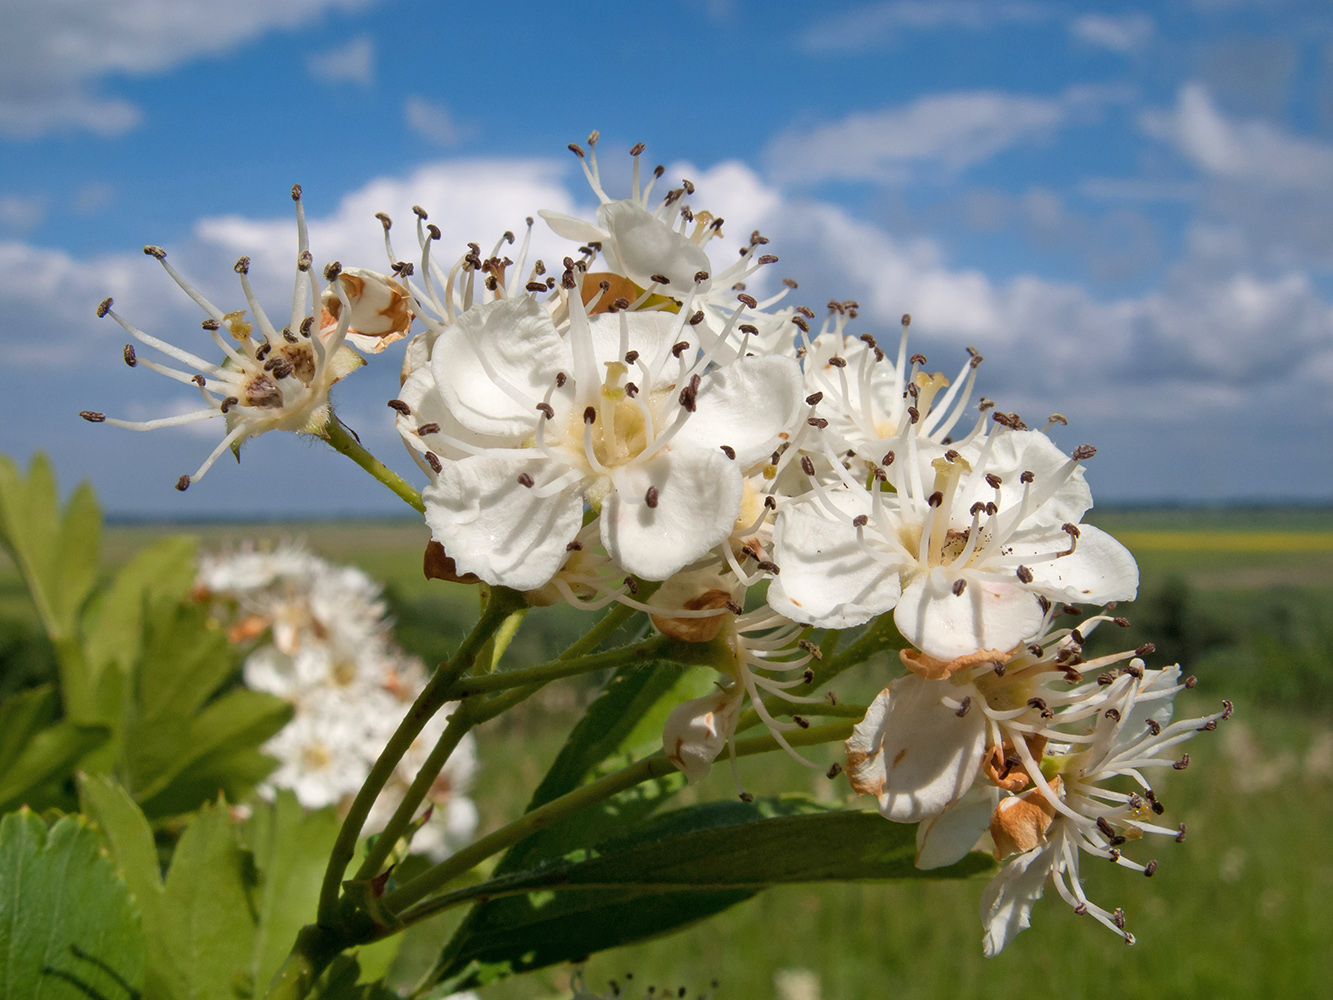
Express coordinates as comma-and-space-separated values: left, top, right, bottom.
3, 509, 1332, 999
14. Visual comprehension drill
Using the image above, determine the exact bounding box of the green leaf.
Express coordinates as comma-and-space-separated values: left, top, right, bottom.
431, 797, 994, 991
0, 456, 102, 717
243, 791, 344, 991
0, 808, 145, 1000
160, 799, 258, 1000
83, 535, 198, 684
0, 685, 59, 769
78, 774, 177, 1000
121, 598, 240, 805
0, 719, 109, 813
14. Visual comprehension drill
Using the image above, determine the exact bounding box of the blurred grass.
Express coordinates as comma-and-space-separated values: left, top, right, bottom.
2, 509, 1332, 998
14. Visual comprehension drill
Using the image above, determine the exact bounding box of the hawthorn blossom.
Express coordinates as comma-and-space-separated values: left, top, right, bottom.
80, 186, 409, 490
768, 420, 1137, 661
979, 672, 1230, 954
392, 255, 803, 588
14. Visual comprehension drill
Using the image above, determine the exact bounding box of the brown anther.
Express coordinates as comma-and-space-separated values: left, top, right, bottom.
955, 696, 972, 717
1146, 718, 1161, 736
739, 791, 754, 804
801, 456, 816, 476
517, 473, 535, 488
79, 410, 106, 423
567, 143, 585, 158
234, 255, 250, 274
1019, 470, 1036, 484
323, 261, 342, 281
882, 451, 895, 466
1038, 595, 1052, 614
798, 639, 822, 660
1098, 672, 1115, 685
1072, 444, 1097, 460
630, 142, 645, 156
792, 315, 810, 333
909, 352, 927, 366
720, 445, 736, 460
96, 297, 113, 318
191, 374, 205, 387
424, 452, 442, 473
143, 245, 166, 259
387, 399, 411, 416
907, 406, 920, 424
1062, 604, 1082, 616
555, 372, 567, 387
1070, 628, 1086, 645
583, 406, 596, 424
417, 423, 440, 436
792, 715, 810, 729
737, 292, 758, 308
1184, 675, 1198, 688
623, 576, 639, 595
693, 270, 709, 285
1016, 565, 1034, 584
1105, 707, 1121, 722
783, 277, 799, 288
764, 495, 778, 510
756, 560, 780, 575
375, 211, 391, 230
688, 310, 705, 326
536, 402, 554, 419
299, 316, 314, 336
1222, 699, 1234, 719
826, 762, 843, 779
756, 253, 779, 264
724, 600, 743, 615
175, 474, 190, 491
644, 486, 659, 508
807, 417, 829, 429
850, 514, 869, 529
1176, 824, 1187, 842
952, 579, 967, 596
625, 382, 639, 397
927, 490, 944, 508
671, 340, 690, 358
566, 539, 583, 551
1134, 643, 1156, 657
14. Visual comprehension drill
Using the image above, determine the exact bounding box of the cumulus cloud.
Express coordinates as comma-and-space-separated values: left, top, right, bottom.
801, 1, 1049, 52
307, 35, 374, 85
1069, 13, 1154, 53
6, 153, 1333, 510
1142, 83, 1333, 192
0, 0, 380, 136
766, 86, 1127, 184
404, 96, 462, 147
0, 194, 47, 233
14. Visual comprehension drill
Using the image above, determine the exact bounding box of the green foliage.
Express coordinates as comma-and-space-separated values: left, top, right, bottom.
432, 796, 993, 990
0, 458, 291, 818
0, 808, 146, 1000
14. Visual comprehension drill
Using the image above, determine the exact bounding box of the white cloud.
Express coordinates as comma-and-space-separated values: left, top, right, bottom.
1142, 83, 1333, 192
766, 87, 1124, 184
1069, 13, 1154, 53
802, 1, 1049, 52
307, 35, 374, 85
0, 194, 47, 233
404, 96, 462, 147
1078, 177, 1199, 202
0, 0, 380, 136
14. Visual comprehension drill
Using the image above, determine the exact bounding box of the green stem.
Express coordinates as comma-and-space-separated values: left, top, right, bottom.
444, 634, 670, 698
380, 720, 853, 917
316, 586, 525, 923
353, 712, 472, 883
262, 925, 343, 1000
320, 417, 425, 514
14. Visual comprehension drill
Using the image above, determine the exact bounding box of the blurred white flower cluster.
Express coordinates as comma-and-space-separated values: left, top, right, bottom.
196, 542, 478, 861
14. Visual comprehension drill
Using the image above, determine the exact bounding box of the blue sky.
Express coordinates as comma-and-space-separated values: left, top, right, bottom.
3, 0, 1332, 516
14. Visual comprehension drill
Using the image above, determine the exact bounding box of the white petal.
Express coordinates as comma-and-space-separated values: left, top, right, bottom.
916, 784, 1001, 870
1015, 524, 1139, 605
598, 200, 713, 292
981, 843, 1054, 957
845, 676, 986, 823
662, 687, 744, 784
895, 572, 1045, 662
423, 451, 583, 591
537, 209, 609, 244
669, 356, 805, 468
768, 500, 904, 628
601, 449, 743, 580
587, 310, 681, 370
432, 296, 571, 439
956, 429, 1092, 528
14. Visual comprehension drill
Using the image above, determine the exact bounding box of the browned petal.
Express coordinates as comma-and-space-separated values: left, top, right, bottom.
227, 614, 270, 645
650, 589, 733, 643
990, 777, 1061, 859
981, 734, 1049, 792
424, 540, 481, 585
900, 645, 1014, 680
582, 272, 641, 315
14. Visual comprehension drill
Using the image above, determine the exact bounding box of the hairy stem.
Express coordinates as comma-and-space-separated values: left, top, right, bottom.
320, 416, 425, 514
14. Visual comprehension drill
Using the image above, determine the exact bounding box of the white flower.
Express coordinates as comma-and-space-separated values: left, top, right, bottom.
395, 264, 803, 588
980, 671, 1230, 955
81, 186, 407, 490
768, 421, 1137, 661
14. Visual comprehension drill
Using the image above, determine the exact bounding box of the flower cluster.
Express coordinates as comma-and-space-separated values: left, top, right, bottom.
93, 133, 1226, 956
196, 542, 478, 861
